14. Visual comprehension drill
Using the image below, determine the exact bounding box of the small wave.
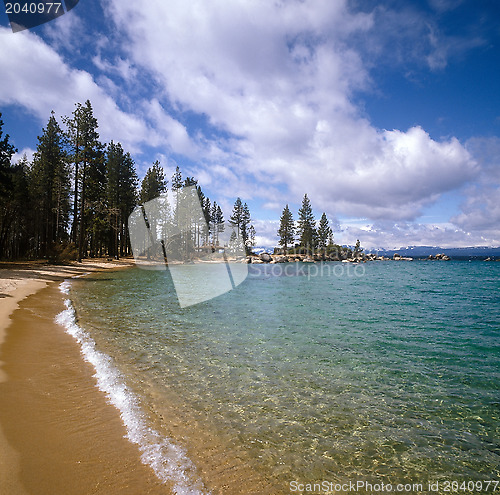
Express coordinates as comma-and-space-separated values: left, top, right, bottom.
55, 279, 209, 495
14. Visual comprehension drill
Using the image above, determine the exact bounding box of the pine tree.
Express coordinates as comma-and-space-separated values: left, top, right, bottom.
248, 224, 256, 251
215, 204, 224, 244
229, 197, 243, 231
9, 156, 32, 258
0, 114, 19, 258
63, 104, 82, 245
171, 165, 182, 191
317, 212, 332, 253
140, 160, 167, 203
30, 112, 71, 257
0, 112, 16, 198
230, 198, 253, 254
211, 201, 225, 246
202, 197, 211, 247
139, 161, 169, 257
106, 141, 138, 258
241, 203, 251, 248
65, 100, 104, 261
277, 204, 295, 254
297, 194, 317, 253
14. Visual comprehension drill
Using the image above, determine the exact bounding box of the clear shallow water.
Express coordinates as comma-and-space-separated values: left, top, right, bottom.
66, 261, 500, 492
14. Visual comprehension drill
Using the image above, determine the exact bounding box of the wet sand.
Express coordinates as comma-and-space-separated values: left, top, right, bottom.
0, 261, 171, 495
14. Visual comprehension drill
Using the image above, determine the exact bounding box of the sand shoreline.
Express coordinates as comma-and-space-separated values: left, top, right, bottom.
0, 259, 175, 495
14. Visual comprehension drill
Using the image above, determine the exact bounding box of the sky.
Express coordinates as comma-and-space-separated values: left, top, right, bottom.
1, 0, 499, 249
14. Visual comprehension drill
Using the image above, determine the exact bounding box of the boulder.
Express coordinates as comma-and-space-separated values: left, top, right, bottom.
260, 252, 272, 262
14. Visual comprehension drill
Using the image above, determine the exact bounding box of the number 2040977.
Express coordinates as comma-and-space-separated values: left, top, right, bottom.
5, 2, 62, 14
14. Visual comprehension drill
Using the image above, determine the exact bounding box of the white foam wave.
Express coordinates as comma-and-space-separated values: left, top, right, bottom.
55, 279, 209, 495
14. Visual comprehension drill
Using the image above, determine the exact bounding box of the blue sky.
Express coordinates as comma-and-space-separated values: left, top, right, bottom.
1, 0, 499, 248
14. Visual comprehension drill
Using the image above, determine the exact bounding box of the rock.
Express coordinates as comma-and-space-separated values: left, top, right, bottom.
252, 258, 264, 264
433, 253, 451, 260
484, 257, 492, 262
393, 253, 413, 261
303, 257, 314, 263
274, 256, 288, 263
260, 252, 272, 262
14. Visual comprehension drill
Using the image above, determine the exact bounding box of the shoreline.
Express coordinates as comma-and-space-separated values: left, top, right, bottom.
0, 259, 175, 495
0, 259, 284, 494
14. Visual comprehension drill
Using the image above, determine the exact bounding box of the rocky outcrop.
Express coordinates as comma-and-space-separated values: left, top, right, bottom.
428, 253, 451, 261
393, 253, 413, 261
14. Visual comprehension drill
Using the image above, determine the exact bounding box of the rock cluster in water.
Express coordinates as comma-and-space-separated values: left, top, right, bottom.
426, 253, 451, 261
246, 251, 454, 263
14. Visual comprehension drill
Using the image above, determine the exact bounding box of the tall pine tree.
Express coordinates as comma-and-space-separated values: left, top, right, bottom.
297, 194, 317, 253
0, 113, 19, 259
317, 212, 332, 254
106, 141, 138, 258
278, 204, 295, 254
230, 198, 253, 253
140, 160, 167, 203
65, 100, 104, 261
30, 112, 71, 257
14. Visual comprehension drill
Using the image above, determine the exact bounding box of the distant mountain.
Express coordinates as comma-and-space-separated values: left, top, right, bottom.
251, 246, 273, 255
367, 246, 500, 259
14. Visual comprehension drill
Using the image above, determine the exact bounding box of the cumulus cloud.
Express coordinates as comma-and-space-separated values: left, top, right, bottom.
0, 27, 191, 156
449, 137, 500, 242
12, 147, 35, 163
104, 0, 477, 221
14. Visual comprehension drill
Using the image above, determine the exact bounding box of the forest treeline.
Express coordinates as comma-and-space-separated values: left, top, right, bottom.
0, 102, 256, 261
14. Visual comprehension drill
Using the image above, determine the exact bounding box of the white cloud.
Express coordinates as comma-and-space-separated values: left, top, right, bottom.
251, 219, 280, 247
143, 99, 197, 157
0, 27, 150, 152
449, 137, 500, 242
12, 147, 35, 163
104, 0, 477, 222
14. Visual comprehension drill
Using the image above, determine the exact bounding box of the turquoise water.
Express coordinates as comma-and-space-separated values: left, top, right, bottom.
67, 261, 500, 493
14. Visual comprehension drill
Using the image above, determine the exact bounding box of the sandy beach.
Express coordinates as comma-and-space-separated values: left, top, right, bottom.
0, 260, 173, 495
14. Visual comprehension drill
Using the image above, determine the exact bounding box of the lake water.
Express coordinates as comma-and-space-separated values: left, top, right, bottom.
58, 260, 500, 494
